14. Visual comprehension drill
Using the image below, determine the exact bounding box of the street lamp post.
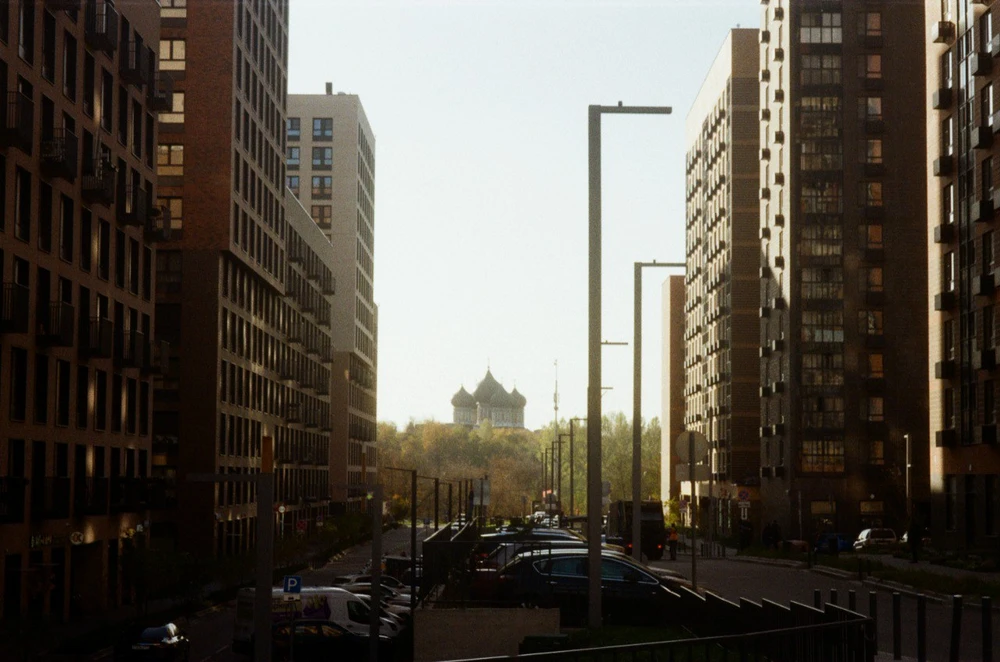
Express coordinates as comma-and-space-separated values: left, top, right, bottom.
588, 102, 670, 628
632, 261, 683, 561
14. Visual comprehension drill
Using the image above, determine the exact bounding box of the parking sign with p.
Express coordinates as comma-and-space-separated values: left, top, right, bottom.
283, 575, 302, 594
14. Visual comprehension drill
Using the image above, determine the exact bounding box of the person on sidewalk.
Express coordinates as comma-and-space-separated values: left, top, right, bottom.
668, 525, 679, 561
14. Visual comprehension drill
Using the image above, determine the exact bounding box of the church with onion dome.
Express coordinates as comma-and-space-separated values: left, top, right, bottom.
451, 369, 526, 428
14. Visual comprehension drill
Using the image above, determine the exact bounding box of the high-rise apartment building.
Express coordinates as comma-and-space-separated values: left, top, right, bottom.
926, 0, 1000, 548
660, 275, 685, 502
151, 0, 307, 556
759, 0, 929, 537
683, 29, 761, 535
0, 0, 166, 622
287, 89, 377, 508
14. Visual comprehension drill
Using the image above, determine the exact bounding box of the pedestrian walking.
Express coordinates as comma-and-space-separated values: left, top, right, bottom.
668, 525, 679, 561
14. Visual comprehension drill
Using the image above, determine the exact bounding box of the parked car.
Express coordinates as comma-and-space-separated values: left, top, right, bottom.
813, 532, 852, 554
488, 547, 683, 626
334, 573, 408, 591
899, 531, 932, 546
853, 528, 897, 551
114, 623, 190, 662
271, 619, 395, 661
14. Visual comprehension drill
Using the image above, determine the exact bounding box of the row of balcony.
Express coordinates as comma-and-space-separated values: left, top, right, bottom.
0, 476, 177, 524
935, 425, 998, 448
935, 347, 998, 379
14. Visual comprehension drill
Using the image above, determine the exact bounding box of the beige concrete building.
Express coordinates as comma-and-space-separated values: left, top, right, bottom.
758, 0, 928, 538
660, 275, 686, 502
683, 29, 762, 536
925, 0, 1000, 549
287, 88, 377, 508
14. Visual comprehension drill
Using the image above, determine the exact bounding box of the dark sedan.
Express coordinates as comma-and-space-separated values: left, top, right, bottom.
114, 623, 190, 662
493, 548, 682, 626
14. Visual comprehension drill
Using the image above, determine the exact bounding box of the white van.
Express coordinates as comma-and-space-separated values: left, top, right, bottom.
232, 586, 401, 654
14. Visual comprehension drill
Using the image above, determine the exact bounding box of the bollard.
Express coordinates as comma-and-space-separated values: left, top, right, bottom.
949, 595, 962, 662
849, 589, 856, 612
870, 591, 879, 651
984, 596, 993, 662
917, 594, 926, 662
815, 588, 822, 610
893, 592, 902, 661
830, 588, 838, 606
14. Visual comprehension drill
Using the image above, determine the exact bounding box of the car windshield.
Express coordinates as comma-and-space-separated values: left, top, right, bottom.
139, 626, 174, 642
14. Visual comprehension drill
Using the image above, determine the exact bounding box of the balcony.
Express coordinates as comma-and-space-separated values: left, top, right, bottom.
935, 428, 957, 447
771, 338, 785, 352
760, 305, 771, 318
0, 91, 34, 155
935, 359, 956, 379
760, 386, 772, 398
286, 321, 302, 344
863, 162, 887, 177
760, 467, 773, 479
860, 34, 884, 49
119, 40, 149, 86
41, 128, 79, 181
0, 283, 30, 333
774, 214, 785, 227
30, 477, 72, 520
774, 423, 785, 435
861, 77, 883, 92
117, 184, 148, 227
0, 477, 27, 524
932, 21, 955, 44
284, 402, 302, 424
116, 328, 145, 368
933, 156, 954, 177
972, 127, 994, 151
37, 301, 75, 347
149, 73, 174, 111
993, 33, 1000, 58
971, 52, 992, 77
865, 290, 885, 306
82, 158, 115, 206
322, 276, 336, 296
759, 30, 770, 44
85, 1, 119, 54
774, 381, 785, 394
774, 297, 787, 310
975, 347, 997, 371
73, 477, 110, 516
80, 317, 114, 359
932, 88, 952, 110
760, 266, 772, 278
864, 119, 885, 134
760, 345, 771, 358
934, 224, 955, 243
759, 69, 771, 83
934, 291, 957, 311
973, 273, 995, 297
147, 478, 177, 510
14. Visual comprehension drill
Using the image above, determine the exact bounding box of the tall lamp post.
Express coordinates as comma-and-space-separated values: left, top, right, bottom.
632, 261, 684, 561
588, 102, 670, 628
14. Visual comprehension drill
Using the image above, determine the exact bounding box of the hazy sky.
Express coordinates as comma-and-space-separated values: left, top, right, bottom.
287, 0, 762, 430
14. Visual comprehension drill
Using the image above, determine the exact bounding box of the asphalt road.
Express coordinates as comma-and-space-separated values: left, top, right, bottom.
182, 523, 430, 662
650, 555, 999, 662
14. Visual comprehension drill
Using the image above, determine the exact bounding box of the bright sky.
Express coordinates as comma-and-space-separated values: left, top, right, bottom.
288, 0, 762, 431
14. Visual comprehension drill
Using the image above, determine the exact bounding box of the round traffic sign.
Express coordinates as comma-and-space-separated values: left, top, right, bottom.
674, 431, 708, 464
278, 505, 286, 514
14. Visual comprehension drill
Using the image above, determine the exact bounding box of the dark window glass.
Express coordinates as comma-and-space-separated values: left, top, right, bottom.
34, 354, 49, 424
10, 347, 28, 421
76, 365, 89, 429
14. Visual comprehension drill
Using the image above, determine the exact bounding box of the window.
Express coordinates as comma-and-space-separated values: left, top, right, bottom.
945, 475, 957, 531
311, 176, 333, 199
34, 354, 49, 424
161, 92, 184, 124
158, 197, 183, 231
800, 181, 842, 214
18, 0, 34, 63
63, 32, 77, 100
157, 144, 184, 176
800, 12, 842, 44
985, 305, 995, 349
859, 11, 881, 37
944, 251, 956, 291
858, 54, 881, 79
312, 146, 333, 168
162, 0, 187, 18
76, 366, 89, 429
860, 97, 883, 121
15, 167, 30, 242
10, 347, 27, 421
985, 157, 995, 197
863, 396, 884, 422
801, 353, 843, 386
867, 353, 884, 378
802, 396, 844, 428
59, 195, 73, 263
80, 209, 92, 271
861, 181, 883, 207
312, 117, 333, 140
942, 116, 954, 155
986, 381, 996, 424
858, 310, 883, 335
38, 182, 52, 253
800, 440, 845, 473
863, 139, 883, 164
95, 369, 107, 431
287, 146, 300, 168
801, 310, 844, 343
311, 205, 332, 228
986, 231, 996, 271
986, 475, 996, 536
862, 267, 883, 293
42, 11, 54, 81
83, 53, 94, 116
800, 268, 843, 299
943, 184, 955, 224
800, 54, 841, 86
98, 220, 110, 281
159, 39, 186, 70
101, 69, 113, 131
944, 387, 956, 428
860, 224, 883, 249
983, 11, 994, 50
867, 440, 885, 465
984, 83, 994, 127
286, 117, 300, 141
286, 175, 300, 196
56, 359, 70, 427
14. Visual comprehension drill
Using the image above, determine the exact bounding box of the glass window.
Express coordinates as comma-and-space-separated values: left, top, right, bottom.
862, 181, 883, 207
858, 310, 883, 335
984, 84, 994, 127
944, 251, 956, 291
800, 440, 845, 472
859, 11, 882, 37
313, 117, 333, 140
943, 184, 955, 224
863, 396, 884, 422
858, 54, 882, 79
286, 175, 299, 196
985, 305, 995, 349
860, 224, 883, 249
286, 117, 300, 140
984, 157, 994, 195
311, 205, 332, 228
311, 175, 332, 198
156, 144, 184, 176
868, 353, 884, 378
860, 97, 883, 121
311, 146, 333, 168
162, 92, 185, 124
287, 146, 300, 167
863, 139, 883, 164
867, 440, 884, 465
986, 231, 995, 269
862, 267, 884, 293
159, 39, 186, 70
800, 12, 842, 44
942, 116, 954, 155
549, 557, 585, 577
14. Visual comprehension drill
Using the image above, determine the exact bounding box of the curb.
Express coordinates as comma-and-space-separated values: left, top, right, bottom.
810, 565, 853, 580
728, 555, 804, 569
